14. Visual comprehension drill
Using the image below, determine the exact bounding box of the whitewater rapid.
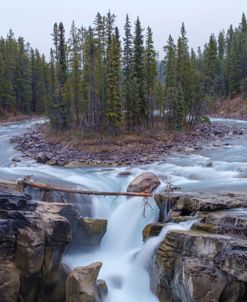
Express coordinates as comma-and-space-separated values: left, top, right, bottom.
1, 117, 247, 301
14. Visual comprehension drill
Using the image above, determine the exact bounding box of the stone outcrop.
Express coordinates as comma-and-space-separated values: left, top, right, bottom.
0, 189, 107, 302
66, 262, 105, 302
148, 192, 247, 302
155, 192, 247, 216
68, 218, 107, 253
127, 172, 161, 193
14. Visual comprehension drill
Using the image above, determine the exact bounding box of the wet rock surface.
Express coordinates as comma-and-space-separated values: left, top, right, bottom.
0, 189, 107, 302
127, 172, 161, 193
66, 262, 104, 302
10, 121, 246, 167
148, 192, 247, 302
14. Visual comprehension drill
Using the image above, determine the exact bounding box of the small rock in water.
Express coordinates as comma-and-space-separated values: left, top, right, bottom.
205, 161, 213, 168
97, 279, 108, 300
12, 157, 21, 162
117, 171, 132, 177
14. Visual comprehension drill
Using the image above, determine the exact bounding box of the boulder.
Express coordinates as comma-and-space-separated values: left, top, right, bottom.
66, 262, 103, 302
37, 152, 51, 164
96, 279, 108, 300
67, 218, 107, 253
149, 192, 247, 302
151, 230, 247, 302
127, 172, 160, 193
0, 191, 74, 302
142, 223, 164, 241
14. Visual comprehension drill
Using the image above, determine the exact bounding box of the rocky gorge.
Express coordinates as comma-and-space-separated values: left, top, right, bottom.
0, 189, 107, 302
0, 117, 247, 302
146, 192, 247, 302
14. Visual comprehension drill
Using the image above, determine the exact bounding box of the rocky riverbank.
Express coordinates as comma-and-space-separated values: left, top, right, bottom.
146, 192, 247, 302
0, 189, 107, 302
1, 183, 247, 302
10, 121, 245, 167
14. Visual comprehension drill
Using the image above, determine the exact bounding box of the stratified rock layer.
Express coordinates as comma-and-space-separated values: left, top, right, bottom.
0, 189, 107, 302
148, 192, 247, 302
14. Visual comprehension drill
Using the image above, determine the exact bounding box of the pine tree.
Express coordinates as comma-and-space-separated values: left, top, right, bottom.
164, 35, 179, 128
217, 31, 226, 96
69, 21, 83, 128
51, 22, 71, 130
94, 13, 107, 129
203, 34, 218, 96
145, 26, 157, 126
105, 34, 122, 134
82, 27, 99, 131
228, 34, 241, 97
133, 17, 146, 126
176, 23, 193, 115
122, 14, 133, 130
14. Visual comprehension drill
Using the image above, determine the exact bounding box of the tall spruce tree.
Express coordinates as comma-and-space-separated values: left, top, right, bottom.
145, 26, 157, 126
51, 22, 71, 130
105, 34, 122, 134
176, 23, 192, 114
69, 21, 83, 128
122, 14, 133, 130
133, 17, 146, 126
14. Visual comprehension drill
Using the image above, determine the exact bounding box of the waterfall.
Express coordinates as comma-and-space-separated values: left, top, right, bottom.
64, 194, 198, 302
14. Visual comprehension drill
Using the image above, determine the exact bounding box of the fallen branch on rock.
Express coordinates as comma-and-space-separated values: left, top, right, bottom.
0, 177, 153, 198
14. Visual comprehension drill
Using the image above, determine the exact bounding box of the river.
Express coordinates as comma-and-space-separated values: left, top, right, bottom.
1, 117, 247, 301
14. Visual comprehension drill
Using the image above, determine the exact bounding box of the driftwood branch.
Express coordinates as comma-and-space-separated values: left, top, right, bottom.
0, 178, 153, 198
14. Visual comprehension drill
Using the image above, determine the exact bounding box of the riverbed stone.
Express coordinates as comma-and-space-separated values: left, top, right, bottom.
142, 223, 164, 241
66, 262, 103, 302
127, 172, 161, 193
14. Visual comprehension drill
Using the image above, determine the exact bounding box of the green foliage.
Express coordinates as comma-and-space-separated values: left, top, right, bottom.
1, 11, 247, 135
0, 31, 52, 115
145, 26, 157, 126
133, 17, 146, 126
105, 34, 122, 134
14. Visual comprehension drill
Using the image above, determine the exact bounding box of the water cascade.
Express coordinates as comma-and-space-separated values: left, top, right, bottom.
1, 117, 247, 300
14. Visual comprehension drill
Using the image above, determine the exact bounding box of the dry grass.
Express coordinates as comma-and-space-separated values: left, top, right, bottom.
42, 121, 176, 155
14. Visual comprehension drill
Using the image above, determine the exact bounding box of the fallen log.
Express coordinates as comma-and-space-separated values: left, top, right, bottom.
0, 178, 153, 198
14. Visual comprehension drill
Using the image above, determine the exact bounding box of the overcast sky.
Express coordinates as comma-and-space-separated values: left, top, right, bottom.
1, 0, 247, 58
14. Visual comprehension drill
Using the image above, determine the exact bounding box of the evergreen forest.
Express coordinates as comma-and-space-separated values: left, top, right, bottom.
0, 12, 247, 133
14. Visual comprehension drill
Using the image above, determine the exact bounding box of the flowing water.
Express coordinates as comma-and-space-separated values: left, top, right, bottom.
1, 117, 247, 301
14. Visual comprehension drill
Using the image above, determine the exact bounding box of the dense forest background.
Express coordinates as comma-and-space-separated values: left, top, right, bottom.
0, 13, 247, 133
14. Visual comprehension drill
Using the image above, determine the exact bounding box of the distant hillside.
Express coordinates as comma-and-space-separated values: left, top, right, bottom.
213, 95, 247, 119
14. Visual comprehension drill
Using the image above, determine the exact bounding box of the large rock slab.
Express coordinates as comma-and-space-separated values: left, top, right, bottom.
0, 191, 74, 302
151, 230, 247, 302
127, 172, 160, 193
147, 192, 247, 302
66, 262, 103, 302
154, 192, 247, 220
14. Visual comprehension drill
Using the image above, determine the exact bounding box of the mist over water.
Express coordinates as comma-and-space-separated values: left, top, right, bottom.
1, 117, 247, 300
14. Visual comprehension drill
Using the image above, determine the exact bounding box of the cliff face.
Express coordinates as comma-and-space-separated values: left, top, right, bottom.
148, 193, 247, 302
0, 189, 107, 302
